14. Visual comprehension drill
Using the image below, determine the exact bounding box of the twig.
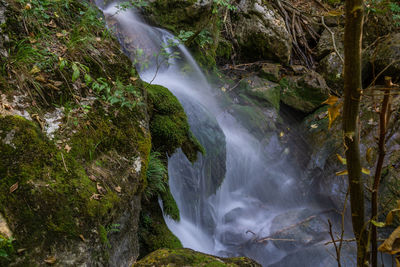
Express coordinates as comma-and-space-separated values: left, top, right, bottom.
321, 16, 344, 64
328, 219, 341, 267
61, 152, 68, 172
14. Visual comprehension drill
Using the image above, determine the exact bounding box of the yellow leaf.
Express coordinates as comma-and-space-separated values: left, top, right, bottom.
279, 132, 284, 138
30, 65, 41, 74
44, 256, 57, 264
336, 154, 347, 165
322, 95, 339, 106
328, 103, 342, 129
9, 182, 18, 193
387, 211, 394, 225
366, 147, 374, 165
336, 170, 348, 176
25, 3, 32, 10
379, 226, 400, 255
362, 168, 371, 175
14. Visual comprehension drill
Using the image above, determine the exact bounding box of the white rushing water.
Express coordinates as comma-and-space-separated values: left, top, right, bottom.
100, 3, 355, 266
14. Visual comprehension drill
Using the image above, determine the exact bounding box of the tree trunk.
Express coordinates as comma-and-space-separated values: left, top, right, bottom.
342, 0, 367, 266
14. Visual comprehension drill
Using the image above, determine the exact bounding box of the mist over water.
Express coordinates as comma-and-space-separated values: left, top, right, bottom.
101, 3, 354, 266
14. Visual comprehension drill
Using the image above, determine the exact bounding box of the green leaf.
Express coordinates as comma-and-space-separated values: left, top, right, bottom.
371, 220, 386, 228
71, 63, 80, 82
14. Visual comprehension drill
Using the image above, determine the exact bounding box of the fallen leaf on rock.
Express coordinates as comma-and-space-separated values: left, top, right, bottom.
90, 193, 101, 200
64, 144, 71, 153
17, 248, 27, 254
44, 256, 56, 264
97, 183, 106, 194
10, 182, 18, 193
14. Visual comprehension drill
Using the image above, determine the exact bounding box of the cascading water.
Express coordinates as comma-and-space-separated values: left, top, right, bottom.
101, 3, 355, 266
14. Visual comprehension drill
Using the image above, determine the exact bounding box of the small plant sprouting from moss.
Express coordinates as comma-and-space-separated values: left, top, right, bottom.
0, 235, 14, 260
144, 151, 167, 201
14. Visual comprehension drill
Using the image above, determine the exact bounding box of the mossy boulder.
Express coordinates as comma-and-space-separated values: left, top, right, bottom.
0, 107, 150, 265
280, 70, 330, 113
147, 84, 204, 162
134, 248, 262, 266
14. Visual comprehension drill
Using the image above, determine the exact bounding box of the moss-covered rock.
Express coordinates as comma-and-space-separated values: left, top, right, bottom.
134, 248, 262, 266
280, 70, 330, 113
147, 84, 204, 162
139, 199, 183, 259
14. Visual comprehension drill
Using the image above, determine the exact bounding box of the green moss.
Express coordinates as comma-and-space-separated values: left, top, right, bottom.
160, 189, 180, 221
147, 84, 204, 163
0, 113, 150, 256
134, 248, 261, 266
139, 199, 182, 258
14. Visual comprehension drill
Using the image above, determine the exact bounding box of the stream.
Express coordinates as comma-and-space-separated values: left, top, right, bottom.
100, 2, 356, 266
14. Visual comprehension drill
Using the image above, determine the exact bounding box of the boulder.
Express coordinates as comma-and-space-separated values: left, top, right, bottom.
280, 70, 330, 113
318, 52, 343, 93
270, 209, 328, 252
371, 33, 400, 82
134, 248, 262, 266
232, 0, 292, 65
316, 27, 344, 60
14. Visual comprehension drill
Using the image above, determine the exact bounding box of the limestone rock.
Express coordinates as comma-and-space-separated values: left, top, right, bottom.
318, 52, 343, 92
371, 33, 400, 82
232, 0, 292, 65
280, 70, 330, 113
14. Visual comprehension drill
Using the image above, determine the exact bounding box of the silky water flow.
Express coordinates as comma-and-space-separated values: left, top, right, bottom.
100, 3, 356, 266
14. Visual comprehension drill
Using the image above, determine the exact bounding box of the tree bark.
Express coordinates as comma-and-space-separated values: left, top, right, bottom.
371, 77, 392, 267
343, 0, 367, 266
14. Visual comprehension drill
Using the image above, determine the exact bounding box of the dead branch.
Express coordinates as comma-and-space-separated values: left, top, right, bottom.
321, 16, 344, 64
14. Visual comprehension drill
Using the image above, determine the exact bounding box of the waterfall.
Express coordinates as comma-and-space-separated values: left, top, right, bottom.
100, 3, 354, 266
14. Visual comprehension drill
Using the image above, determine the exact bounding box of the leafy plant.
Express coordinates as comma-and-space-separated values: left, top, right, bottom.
0, 236, 14, 259
144, 152, 167, 200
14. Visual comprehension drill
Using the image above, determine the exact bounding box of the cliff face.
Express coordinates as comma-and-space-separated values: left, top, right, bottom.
0, 0, 201, 265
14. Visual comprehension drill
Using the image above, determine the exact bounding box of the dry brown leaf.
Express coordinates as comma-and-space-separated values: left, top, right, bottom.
44, 256, 57, 264
96, 183, 106, 194
90, 193, 101, 200
56, 32, 64, 38
379, 226, 400, 255
64, 144, 71, 153
35, 74, 47, 83
25, 3, 31, 10
89, 175, 97, 182
52, 81, 63, 87
79, 234, 86, 242
115, 186, 121, 193
10, 182, 18, 193
17, 248, 27, 254
130, 77, 138, 82
44, 20, 57, 28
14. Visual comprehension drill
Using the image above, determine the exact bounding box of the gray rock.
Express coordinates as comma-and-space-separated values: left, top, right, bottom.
316, 27, 344, 60
318, 52, 343, 93
371, 33, 400, 82
280, 70, 330, 113
232, 0, 292, 65
270, 208, 328, 252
